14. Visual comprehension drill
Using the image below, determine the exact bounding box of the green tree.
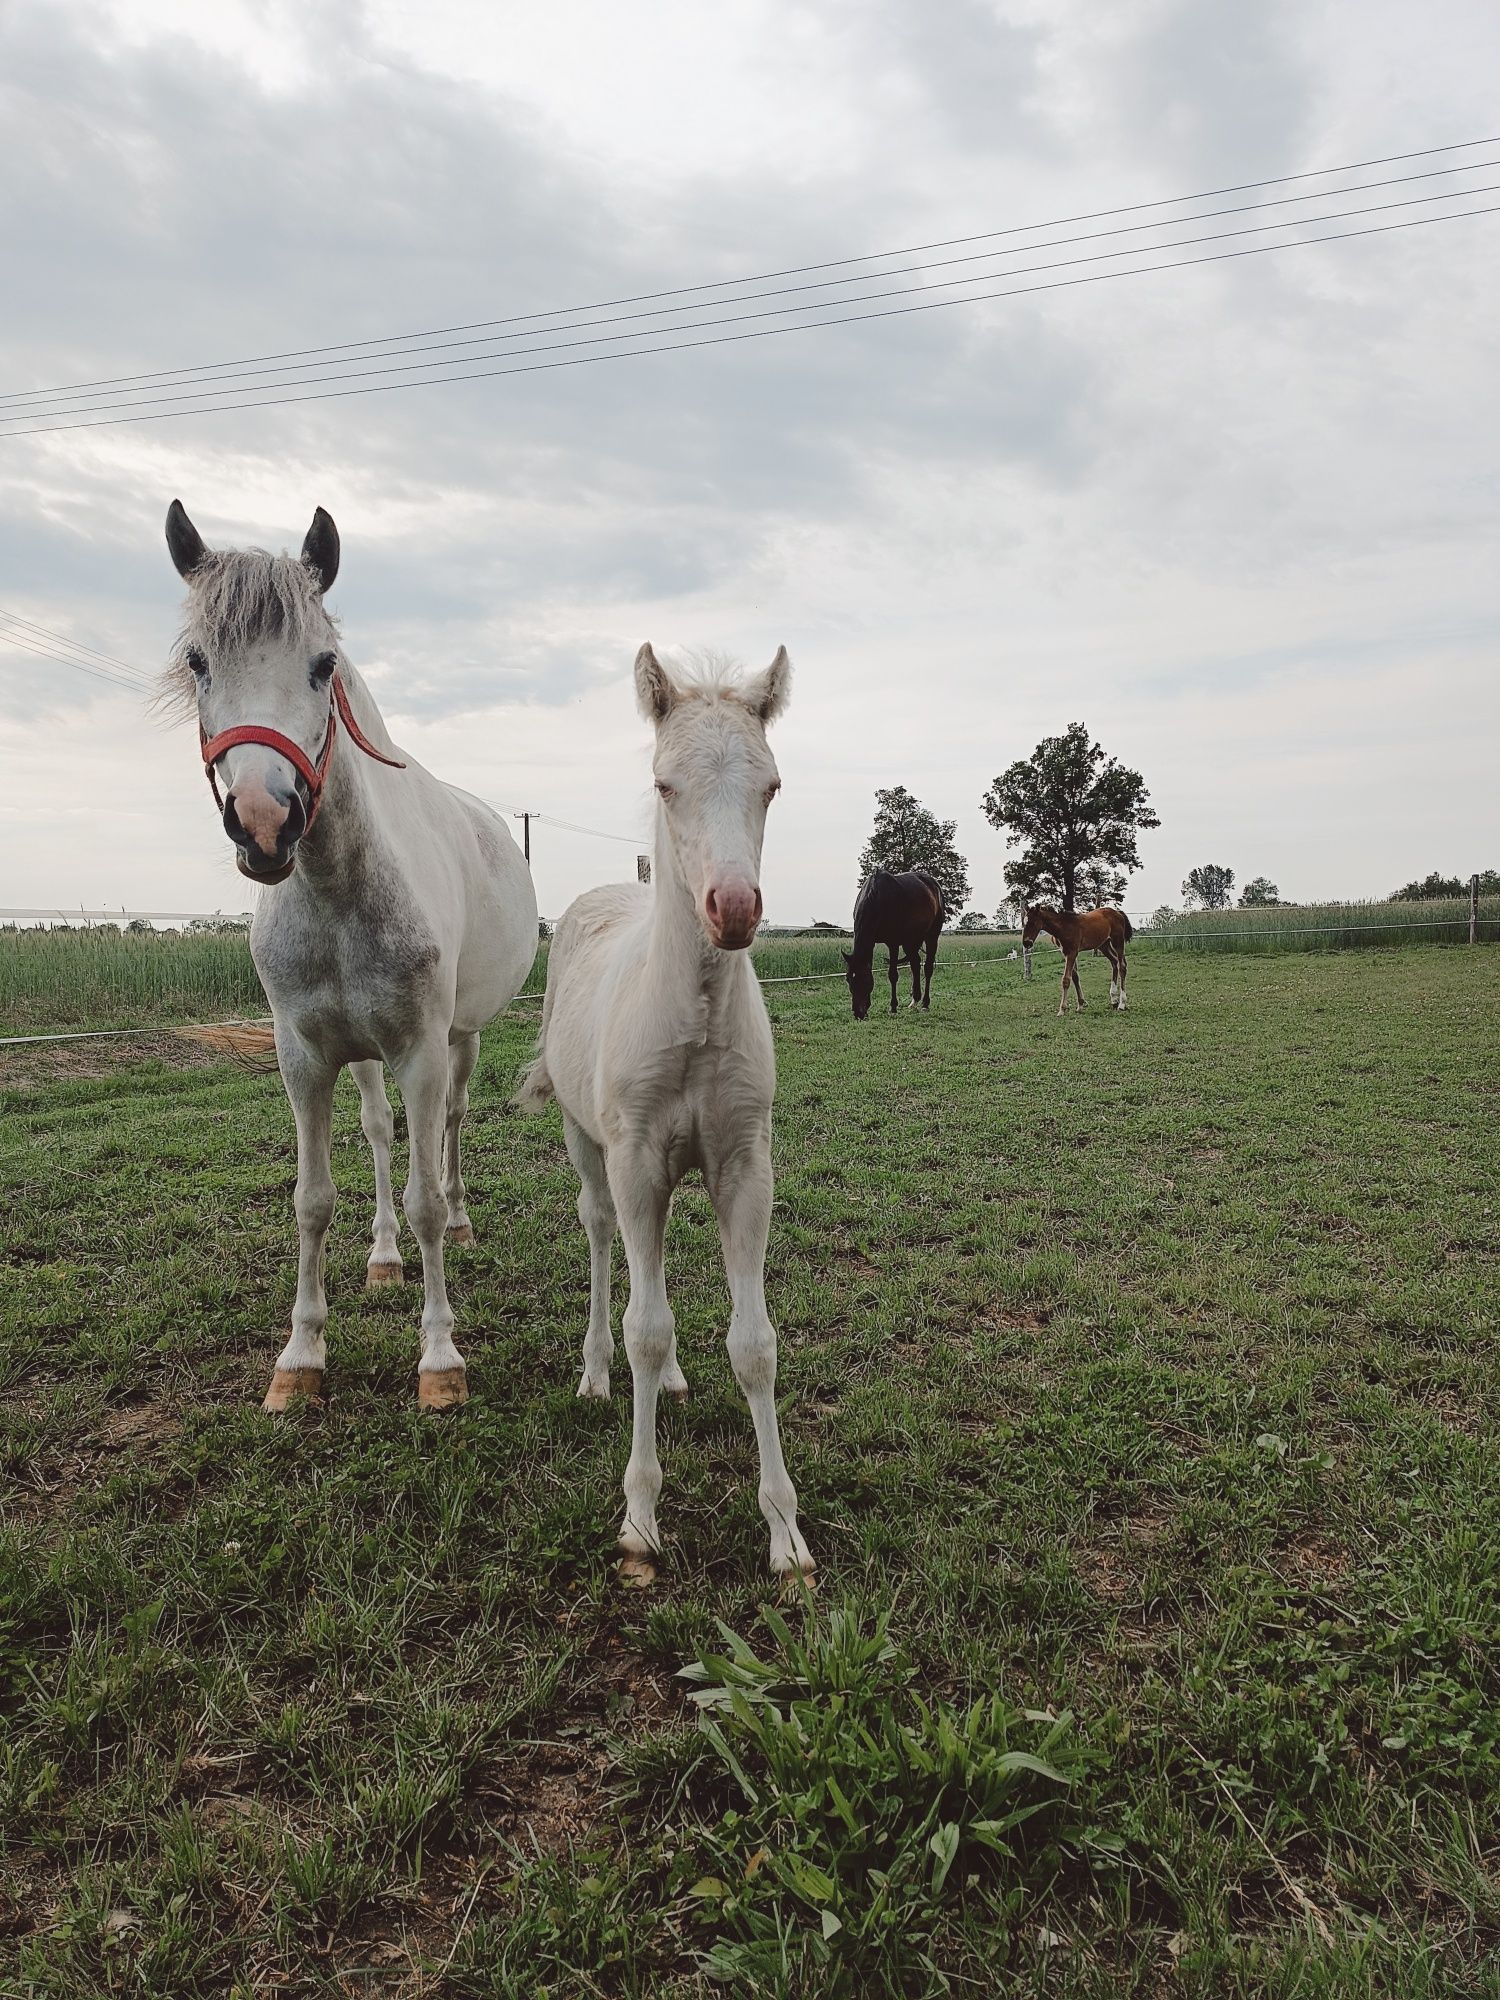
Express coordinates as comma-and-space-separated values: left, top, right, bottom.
1239, 876, 1280, 907
857, 786, 970, 916
980, 723, 1157, 914
953, 910, 991, 934
1389, 869, 1499, 901
1183, 863, 1235, 909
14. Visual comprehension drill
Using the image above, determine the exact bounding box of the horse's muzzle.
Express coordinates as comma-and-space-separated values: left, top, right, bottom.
225, 784, 307, 883
703, 883, 762, 951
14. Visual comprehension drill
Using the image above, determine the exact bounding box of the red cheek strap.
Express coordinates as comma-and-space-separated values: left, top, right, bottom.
199, 671, 403, 830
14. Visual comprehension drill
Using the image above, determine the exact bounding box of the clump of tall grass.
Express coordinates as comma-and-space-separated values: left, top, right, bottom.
1143, 898, 1498, 953
0, 926, 266, 1032
0, 923, 1021, 1035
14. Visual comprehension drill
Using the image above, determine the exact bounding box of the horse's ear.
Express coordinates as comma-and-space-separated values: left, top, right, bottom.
166, 499, 208, 580
300, 507, 340, 595
634, 642, 676, 723
742, 644, 791, 724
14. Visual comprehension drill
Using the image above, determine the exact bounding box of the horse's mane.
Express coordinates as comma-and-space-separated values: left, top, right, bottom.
657, 648, 758, 706
159, 549, 341, 717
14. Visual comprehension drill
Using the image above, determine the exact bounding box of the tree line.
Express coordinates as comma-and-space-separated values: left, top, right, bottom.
852, 728, 1493, 930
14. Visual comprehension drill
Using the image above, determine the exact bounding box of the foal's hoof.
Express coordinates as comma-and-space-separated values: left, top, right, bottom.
446, 1223, 475, 1247
263, 1368, 323, 1413
366, 1260, 404, 1290
419, 1367, 468, 1411
618, 1554, 658, 1588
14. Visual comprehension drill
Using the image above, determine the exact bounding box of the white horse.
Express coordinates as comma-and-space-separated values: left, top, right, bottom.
164, 501, 537, 1411
516, 645, 812, 1578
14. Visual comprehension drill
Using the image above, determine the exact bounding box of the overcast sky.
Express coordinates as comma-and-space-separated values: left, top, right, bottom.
1, 0, 1496, 926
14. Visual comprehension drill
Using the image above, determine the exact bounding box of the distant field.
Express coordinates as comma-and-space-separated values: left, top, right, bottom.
2, 946, 1496, 1996
1146, 896, 1498, 952
0, 926, 1022, 1034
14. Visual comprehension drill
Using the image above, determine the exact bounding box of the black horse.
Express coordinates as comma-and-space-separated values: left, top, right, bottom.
843, 868, 945, 1018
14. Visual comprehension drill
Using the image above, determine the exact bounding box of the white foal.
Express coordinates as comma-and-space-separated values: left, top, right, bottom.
517, 645, 812, 1577
164, 502, 537, 1410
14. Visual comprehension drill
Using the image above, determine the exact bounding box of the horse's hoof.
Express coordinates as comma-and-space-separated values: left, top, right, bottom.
446, 1223, 475, 1247
619, 1554, 657, 1588
667, 1383, 690, 1402
576, 1374, 611, 1400
419, 1367, 468, 1411
263, 1368, 323, 1412
366, 1260, 404, 1289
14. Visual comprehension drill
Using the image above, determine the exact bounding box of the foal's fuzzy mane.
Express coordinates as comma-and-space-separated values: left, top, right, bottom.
659, 648, 758, 705
159, 550, 341, 717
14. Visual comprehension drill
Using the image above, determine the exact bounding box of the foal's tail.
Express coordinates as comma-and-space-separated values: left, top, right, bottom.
1120, 914, 1135, 942
511, 1040, 555, 1113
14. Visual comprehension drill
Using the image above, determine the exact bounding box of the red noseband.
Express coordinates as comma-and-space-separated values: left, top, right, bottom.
200, 671, 404, 831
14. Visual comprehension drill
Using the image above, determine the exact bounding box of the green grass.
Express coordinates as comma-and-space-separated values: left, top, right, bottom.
1146, 898, 1499, 952
1, 947, 1497, 1996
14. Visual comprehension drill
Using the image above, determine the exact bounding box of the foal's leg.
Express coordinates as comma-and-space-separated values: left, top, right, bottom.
353, 1060, 403, 1288
709, 1145, 812, 1576
1117, 946, 1128, 1010
887, 945, 900, 1014
265, 1037, 338, 1411
1072, 956, 1086, 1009
394, 1036, 468, 1408
443, 1032, 481, 1245
1106, 946, 1120, 1010
565, 1115, 616, 1400
607, 1145, 676, 1562
1058, 954, 1073, 1014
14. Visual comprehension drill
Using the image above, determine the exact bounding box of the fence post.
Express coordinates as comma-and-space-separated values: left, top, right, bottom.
1471, 873, 1480, 946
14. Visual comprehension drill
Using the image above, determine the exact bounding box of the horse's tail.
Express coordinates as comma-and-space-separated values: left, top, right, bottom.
1120, 913, 1135, 942
511, 1040, 554, 1113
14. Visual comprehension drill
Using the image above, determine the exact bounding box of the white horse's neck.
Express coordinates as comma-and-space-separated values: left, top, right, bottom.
277, 666, 394, 901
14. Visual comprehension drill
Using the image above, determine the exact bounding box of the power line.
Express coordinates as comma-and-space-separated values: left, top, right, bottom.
5, 179, 1497, 429
2, 201, 1493, 441
4, 133, 1494, 408
8, 153, 1498, 417
0, 624, 154, 697
0, 608, 155, 685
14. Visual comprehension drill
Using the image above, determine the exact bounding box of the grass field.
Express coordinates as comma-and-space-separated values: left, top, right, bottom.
1, 946, 1497, 1997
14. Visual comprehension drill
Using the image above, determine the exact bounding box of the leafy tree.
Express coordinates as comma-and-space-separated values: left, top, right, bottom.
1183, 863, 1235, 910
953, 910, 991, 933
980, 723, 1157, 914
857, 786, 970, 916
1239, 876, 1280, 907
1389, 869, 1499, 901
1149, 905, 1179, 930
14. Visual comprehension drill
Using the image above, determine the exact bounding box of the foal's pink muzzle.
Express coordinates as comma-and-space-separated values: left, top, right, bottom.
703, 881, 763, 951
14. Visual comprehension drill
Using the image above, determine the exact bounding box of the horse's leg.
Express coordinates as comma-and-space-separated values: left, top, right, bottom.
564, 1113, 618, 1400
923, 923, 940, 1008
394, 1036, 467, 1408
887, 945, 900, 1014
1072, 955, 1085, 1009
907, 944, 921, 1007
607, 1144, 675, 1564
353, 1060, 403, 1288
1058, 953, 1072, 1014
1106, 945, 1120, 1010
709, 1144, 812, 1576
1117, 944, 1128, 1010
442, 1032, 481, 1245
265, 1038, 338, 1411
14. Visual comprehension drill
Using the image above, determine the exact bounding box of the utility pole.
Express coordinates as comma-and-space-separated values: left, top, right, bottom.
514, 812, 533, 865
1471, 872, 1480, 946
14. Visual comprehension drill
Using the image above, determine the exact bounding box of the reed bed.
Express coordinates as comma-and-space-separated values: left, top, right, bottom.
0, 924, 1025, 1035
1141, 897, 1498, 953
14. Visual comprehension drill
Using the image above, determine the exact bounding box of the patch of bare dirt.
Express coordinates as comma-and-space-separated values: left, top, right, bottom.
1074, 1504, 1177, 1604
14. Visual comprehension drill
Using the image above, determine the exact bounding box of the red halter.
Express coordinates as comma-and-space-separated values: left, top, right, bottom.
199, 670, 404, 830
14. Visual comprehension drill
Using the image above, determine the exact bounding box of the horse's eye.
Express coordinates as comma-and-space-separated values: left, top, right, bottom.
654, 780, 675, 800
185, 648, 208, 679
765, 781, 781, 804
310, 650, 338, 686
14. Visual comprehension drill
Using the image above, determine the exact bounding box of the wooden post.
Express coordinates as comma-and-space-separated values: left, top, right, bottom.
1471, 873, 1480, 946
637, 853, 651, 885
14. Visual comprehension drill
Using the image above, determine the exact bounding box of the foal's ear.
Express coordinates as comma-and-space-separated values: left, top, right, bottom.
742, 644, 791, 724
300, 507, 340, 595
634, 642, 677, 723
165, 499, 208, 580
